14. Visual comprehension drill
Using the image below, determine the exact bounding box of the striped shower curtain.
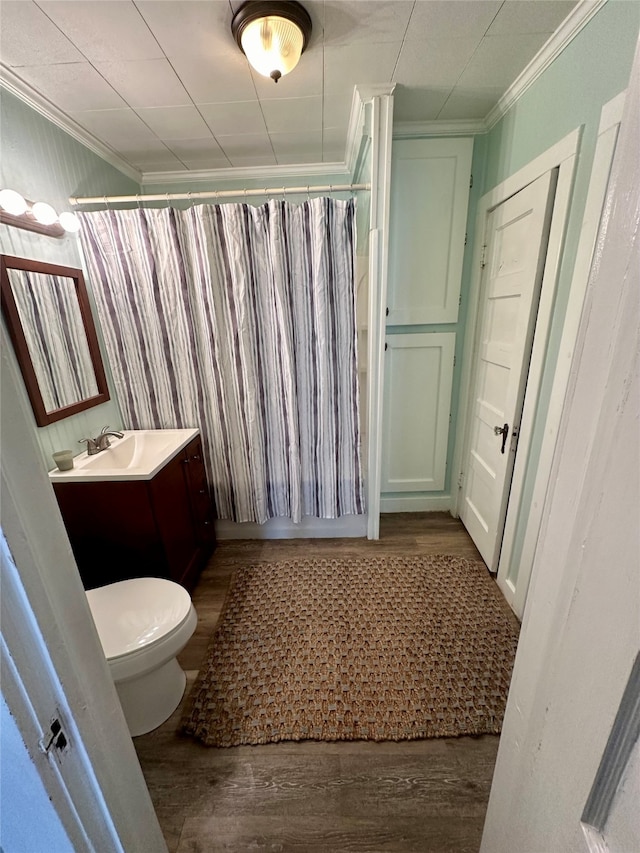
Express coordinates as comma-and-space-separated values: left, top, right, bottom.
78, 199, 365, 523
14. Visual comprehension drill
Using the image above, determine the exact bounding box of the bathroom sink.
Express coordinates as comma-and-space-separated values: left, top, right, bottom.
48, 428, 199, 482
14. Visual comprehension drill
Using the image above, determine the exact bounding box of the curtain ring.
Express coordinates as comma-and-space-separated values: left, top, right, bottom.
187, 191, 193, 209
307, 185, 311, 202
103, 195, 110, 210
136, 194, 141, 210
165, 193, 170, 209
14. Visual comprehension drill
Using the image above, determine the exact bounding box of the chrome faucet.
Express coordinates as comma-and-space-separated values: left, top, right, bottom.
79, 426, 124, 455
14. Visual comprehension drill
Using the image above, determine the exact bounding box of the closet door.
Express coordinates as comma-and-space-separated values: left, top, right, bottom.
381, 333, 455, 493
387, 138, 473, 325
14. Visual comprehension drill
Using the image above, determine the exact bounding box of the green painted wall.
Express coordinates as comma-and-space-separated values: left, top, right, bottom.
0, 90, 139, 470
479, 0, 639, 586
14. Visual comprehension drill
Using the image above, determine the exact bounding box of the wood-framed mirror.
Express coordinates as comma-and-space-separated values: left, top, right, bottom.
1, 254, 110, 426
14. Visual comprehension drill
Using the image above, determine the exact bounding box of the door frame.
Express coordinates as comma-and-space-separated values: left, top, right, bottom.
1, 336, 167, 851
452, 127, 581, 601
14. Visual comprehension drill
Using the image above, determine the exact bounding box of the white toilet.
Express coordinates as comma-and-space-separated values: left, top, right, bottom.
86, 577, 197, 737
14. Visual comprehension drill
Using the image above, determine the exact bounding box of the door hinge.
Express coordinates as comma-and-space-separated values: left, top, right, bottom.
384, 342, 388, 351
469, 174, 473, 189
464, 231, 468, 246
39, 716, 69, 758
480, 244, 488, 268
457, 471, 464, 488
453, 355, 456, 367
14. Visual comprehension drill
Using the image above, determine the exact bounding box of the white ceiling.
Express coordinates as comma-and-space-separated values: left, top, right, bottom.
0, 0, 578, 176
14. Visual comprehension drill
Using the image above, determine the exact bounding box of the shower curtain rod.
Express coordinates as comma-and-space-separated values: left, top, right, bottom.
69, 182, 371, 207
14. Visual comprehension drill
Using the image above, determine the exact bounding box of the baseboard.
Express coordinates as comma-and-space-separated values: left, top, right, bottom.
380, 495, 452, 513
215, 514, 368, 540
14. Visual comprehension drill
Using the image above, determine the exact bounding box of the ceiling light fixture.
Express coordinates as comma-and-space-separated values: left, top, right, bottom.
231, 1, 312, 84
0, 189, 79, 238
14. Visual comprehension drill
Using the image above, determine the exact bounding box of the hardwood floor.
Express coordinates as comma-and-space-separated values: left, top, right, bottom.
134, 513, 512, 853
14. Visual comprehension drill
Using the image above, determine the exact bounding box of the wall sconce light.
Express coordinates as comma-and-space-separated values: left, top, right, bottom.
231, 1, 312, 83
0, 189, 80, 238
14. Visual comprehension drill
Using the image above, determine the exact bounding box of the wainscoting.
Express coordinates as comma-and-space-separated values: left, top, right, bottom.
134, 513, 508, 853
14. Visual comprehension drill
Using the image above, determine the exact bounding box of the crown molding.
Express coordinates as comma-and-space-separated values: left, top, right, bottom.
0, 64, 142, 184
393, 119, 487, 138
142, 160, 350, 187
484, 0, 608, 130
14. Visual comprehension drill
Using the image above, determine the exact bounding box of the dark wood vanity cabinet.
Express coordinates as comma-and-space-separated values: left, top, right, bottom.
53, 436, 216, 592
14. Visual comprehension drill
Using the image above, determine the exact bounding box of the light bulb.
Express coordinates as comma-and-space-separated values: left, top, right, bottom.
31, 201, 58, 225
59, 211, 81, 233
0, 189, 28, 216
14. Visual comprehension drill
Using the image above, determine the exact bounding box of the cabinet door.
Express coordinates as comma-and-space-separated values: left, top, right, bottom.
149, 452, 199, 584
182, 438, 215, 546
387, 138, 473, 324
381, 333, 455, 492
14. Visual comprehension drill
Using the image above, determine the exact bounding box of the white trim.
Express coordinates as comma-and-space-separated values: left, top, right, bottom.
507, 90, 626, 616
452, 127, 582, 522
142, 160, 350, 186
484, 0, 608, 130
496, 156, 575, 610
393, 120, 485, 139
365, 90, 395, 540
0, 65, 141, 184
453, 128, 582, 618
0, 334, 166, 851
215, 515, 367, 540
380, 495, 451, 513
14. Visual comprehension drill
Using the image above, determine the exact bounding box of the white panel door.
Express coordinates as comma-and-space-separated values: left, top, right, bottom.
387, 137, 473, 324
381, 332, 455, 492
460, 171, 556, 569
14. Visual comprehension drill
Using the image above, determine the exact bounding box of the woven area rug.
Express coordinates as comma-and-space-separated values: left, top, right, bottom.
181, 555, 519, 747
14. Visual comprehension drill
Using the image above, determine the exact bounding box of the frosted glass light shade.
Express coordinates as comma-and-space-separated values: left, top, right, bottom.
241, 15, 304, 80
31, 201, 58, 225
0, 189, 28, 216
59, 211, 81, 232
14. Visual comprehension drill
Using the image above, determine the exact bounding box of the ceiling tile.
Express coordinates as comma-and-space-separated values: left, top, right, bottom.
406, 1, 501, 41
135, 0, 235, 61
437, 87, 505, 120
322, 2, 414, 46
170, 52, 256, 105
37, 1, 164, 61
249, 52, 323, 99
322, 90, 354, 130
270, 131, 323, 163
15, 63, 126, 111
0, 1, 84, 66
225, 154, 278, 168
134, 155, 187, 171
216, 133, 274, 159
487, 1, 577, 36
93, 59, 191, 108
261, 97, 323, 134
393, 38, 481, 89
322, 127, 348, 162
456, 33, 551, 90
199, 101, 267, 136
393, 87, 452, 122
134, 106, 212, 140
324, 41, 400, 92
165, 137, 227, 162
71, 108, 158, 146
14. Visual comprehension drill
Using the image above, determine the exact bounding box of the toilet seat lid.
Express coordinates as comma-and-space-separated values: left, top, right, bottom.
86, 577, 193, 659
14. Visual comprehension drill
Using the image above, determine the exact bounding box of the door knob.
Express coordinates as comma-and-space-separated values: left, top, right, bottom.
494, 423, 509, 454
